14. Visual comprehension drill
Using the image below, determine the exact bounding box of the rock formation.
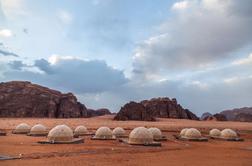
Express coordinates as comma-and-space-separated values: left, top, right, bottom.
200, 112, 212, 120
114, 97, 198, 121
0, 81, 88, 118
220, 107, 252, 121
201, 112, 227, 121
234, 113, 252, 122
87, 108, 111, 117
213, 113, 227, 121
114, 101, 155, 121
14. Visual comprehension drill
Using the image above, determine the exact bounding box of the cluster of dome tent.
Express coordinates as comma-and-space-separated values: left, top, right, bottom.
178, 128, 242, 141
9, 123, 243, 146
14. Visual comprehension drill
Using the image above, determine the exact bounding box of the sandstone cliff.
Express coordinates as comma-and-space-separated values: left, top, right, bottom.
220, 107, 252, 121
0, 81, 88, 118
114, 97, 198, 121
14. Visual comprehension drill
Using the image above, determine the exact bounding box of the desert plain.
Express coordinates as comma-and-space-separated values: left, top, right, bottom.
0, 115, 252, 166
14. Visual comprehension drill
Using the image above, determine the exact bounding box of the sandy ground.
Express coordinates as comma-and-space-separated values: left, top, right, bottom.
0, 115, 252, 166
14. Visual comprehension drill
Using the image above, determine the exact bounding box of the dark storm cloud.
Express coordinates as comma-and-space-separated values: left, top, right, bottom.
4, 58, 128, 93
8, 60, 27, 70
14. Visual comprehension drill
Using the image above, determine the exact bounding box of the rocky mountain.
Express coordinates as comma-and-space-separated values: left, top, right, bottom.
212, 113, 227, 121
234, 113, 252, 122
200, 112, 227, 121
87, 108, 111, 117
203, 113, 227, 121
0, 81, 88, 118
114, 101, 155, 121
114, 97, 198, 121
200, 112, 212, 120
220, 107, 252, 121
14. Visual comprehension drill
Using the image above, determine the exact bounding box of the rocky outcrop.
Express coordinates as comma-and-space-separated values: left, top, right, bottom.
234, 113, 252, 122
200, 112, 212, 120
213, 113, 227, 121
0, 81, 88, 118
114, 101, 155, 121
87, 108, 111, 117
220, 107, 252, 121
201, 113, 227, 121
114, 97, 198, 121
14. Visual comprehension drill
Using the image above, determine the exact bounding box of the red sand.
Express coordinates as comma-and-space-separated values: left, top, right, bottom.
0, 115, 252, 166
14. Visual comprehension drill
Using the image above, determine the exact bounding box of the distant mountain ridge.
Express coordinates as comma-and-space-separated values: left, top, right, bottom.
201, 107, 252, 122
220, 107, 252, 122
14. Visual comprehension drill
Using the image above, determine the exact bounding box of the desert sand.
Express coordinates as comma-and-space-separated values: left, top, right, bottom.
0, 115, 252, 166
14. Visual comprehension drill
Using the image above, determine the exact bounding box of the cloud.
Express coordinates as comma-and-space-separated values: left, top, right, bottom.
0, 49, 19, 57
8, 60, 27, 70
172, 0, 189, 10
2, 56, 128, 93
0, 0, 27, 18
34, 59, 54, 74
78, 73, 252, 114
232, 53, 252, 65
0, 42, 19, 57
133, 0, 252, 78
1, 52, 251, 115
0, 28, 13, 37
57, 10, 73, 24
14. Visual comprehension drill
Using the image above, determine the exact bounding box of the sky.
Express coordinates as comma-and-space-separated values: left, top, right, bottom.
0, 0, 252, 116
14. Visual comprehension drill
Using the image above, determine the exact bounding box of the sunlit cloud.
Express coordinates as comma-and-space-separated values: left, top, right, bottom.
232, 53, 252, 65
0, 29, 13, 38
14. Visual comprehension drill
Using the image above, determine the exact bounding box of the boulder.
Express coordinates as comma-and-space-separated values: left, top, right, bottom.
114, 97, 198, 121
0, 81, 88, 118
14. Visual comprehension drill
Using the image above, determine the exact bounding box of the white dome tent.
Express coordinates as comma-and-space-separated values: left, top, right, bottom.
148, 127, 167, 141
208, 128, 243, 141
38, 124, 84, 144
112, 127, 127, 138
179, 128, 188, 137
74, 125, 89, 137
92, 127, 115, 140
28, 124, 48, 136
177, 128, 208, 142
209, 129, 221, 138
120, 127, 161, 146
12, 123, 31, 134
221, 129, 238, 139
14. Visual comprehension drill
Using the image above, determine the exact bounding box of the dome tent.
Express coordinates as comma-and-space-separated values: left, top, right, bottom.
221, 129, 238, 139
125, 127, 161, 146
12, 123, 31, 134
28, 124, 48, 136
112, 127, 127, 138
179, 128, 188, 137
74, 125, 88, 137
185, 128, 201, 139
208, 128, 243, 141
209, 129, 221, 137
148, 127, 167, 141
177, 128, 208, 142
92, 127, 115, 140
38, 125, 84, 144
